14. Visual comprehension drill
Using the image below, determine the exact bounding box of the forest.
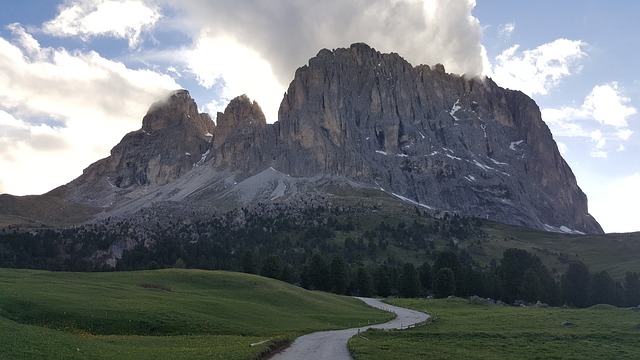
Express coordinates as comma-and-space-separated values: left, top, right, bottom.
1, 204, 638, 308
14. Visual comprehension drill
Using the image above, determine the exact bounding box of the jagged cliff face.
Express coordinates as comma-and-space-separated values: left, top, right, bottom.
270, 43, 601, 233
7, 43, 601, 234
54, 90, 215, 205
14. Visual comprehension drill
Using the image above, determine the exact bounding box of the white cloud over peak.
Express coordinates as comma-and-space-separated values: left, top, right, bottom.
184, 34, 284, 123
488, 38, 586, 96
0, 25, 180, 195
43, 0, 162, 48
158, 0, 484, 122
163, 0, 484, 79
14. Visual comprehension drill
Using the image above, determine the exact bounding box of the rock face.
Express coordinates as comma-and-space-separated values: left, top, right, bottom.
268, 43, 602, 233
53, 89, 215, 205
86, 89, 214, 187
8, 43, 602, 234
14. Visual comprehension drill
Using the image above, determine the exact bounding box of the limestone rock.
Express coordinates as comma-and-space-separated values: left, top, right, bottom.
61, 89, 215, 205
7, 44, 603, 234
271, 43, 602, 233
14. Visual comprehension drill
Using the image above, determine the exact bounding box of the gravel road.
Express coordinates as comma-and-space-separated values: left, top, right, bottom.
270, 297, 429, 360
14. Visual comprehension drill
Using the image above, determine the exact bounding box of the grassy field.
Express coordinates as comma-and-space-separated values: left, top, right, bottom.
349, 297, 640, 360
468, 221, 640, 280
0, 268, 392, 359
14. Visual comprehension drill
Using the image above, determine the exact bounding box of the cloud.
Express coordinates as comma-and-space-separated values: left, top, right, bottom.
543, 83, 635, 128
0, 25, 180, 195
184, 34, 284, 121
617, 128, 633, 141
590, 130, 606, 149
589, 150, 607, 159
43, 0, 162, 48
583, 83, 636, 128
488, 38, 586, 96
541, 82, 636, 159
498, 23, 515, 40
557, 141, 568, 155
158, 0, 484, 121
580, 172, 640, 233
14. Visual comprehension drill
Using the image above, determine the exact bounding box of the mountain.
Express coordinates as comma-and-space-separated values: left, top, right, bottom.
0, 43, 602, 234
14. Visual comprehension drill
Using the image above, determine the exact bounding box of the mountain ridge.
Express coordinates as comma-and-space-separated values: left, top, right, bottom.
0, 43, 603, 234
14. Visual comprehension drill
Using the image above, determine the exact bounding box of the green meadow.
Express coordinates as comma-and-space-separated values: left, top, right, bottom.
349, 297, 640, 360
0, 268, 392, 359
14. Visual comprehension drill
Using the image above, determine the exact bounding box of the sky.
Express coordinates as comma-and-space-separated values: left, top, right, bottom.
0, 0, 637, 233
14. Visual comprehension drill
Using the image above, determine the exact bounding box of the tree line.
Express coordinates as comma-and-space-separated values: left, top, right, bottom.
0, 206, 638, 308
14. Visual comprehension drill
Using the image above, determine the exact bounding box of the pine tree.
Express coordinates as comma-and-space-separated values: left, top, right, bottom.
624, 272, 640, 307
308, 254, 329, 291
419, 262, 433, 293
354, 266, 373, 297
398, 263, 420, 298
241, 250, 257, 274
374, 265, 391, 297
520, 268, 541, 302
329, 255, 348, 295
561, 262, 591, 307
260, 255, 283, 280
433, 267, 456, 298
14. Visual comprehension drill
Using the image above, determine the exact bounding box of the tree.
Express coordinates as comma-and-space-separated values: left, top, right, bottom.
419, 262, 433, 293
433, 267, 456, 298
329, 255, 348, 294
354, 266, 374, 297
308, 254, 329, 291
374, 265, 392, 297
261, 255, 283, 280
520, 268, 541, 302
280, 264, 296, 284
590, 271, 618, 306
561, 261, 591, 307
398, 263, 420, 298
433, 251, 462, 295
241, 250, 257, 274
499, 248, 549, 303
174, 258, 186, 268
624, 272, 640, 307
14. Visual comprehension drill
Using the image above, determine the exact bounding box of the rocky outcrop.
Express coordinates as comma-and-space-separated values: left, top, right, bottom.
53, 90, 215, 205
84, 89, 214, 187
211, 94, 275, 174
268, 43, 601, 233
8, 43, 602, 234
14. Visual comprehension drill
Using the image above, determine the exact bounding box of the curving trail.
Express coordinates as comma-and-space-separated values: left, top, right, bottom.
270, 297, 429, 360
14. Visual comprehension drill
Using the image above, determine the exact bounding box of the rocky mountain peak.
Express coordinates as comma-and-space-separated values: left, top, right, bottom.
272, 43, 602, 233
142, 89, 213, 135
210, 94, 272, 172
12, 43, 602, 234
214, 94, 266, 147
59, 89, 215, 205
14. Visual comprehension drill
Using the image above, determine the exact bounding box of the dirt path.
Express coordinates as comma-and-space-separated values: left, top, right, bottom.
270, 297, 429, 360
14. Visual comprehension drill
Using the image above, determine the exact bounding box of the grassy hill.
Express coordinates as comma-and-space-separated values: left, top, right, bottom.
467, 221, 640, 280
0, 268, 392, 359
0, 193, 96, 228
